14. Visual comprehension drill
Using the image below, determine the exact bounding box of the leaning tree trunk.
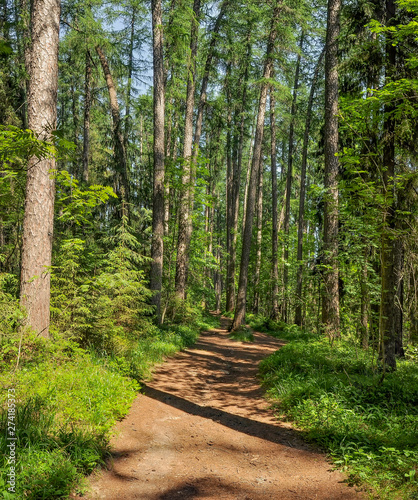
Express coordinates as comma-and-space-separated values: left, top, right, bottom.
175, 0, 201, 300
192, 0, 227, 162
150, 0, 165, 323
294, 47, 325, 326
124, 6, 136, 147
20, 0, 60, 337
95, 45, 130, 212
231, 1, 281, 331
322, 0, 341, 339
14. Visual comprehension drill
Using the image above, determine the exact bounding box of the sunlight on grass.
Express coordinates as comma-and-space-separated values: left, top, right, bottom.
256, 321, 418, 499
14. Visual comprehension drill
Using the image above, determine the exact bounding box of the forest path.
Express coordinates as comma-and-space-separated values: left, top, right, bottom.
81, 317, 363, 500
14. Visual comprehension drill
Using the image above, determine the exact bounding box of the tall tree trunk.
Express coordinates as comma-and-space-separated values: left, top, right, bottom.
322, 0, 341, 339
270, 88, 280, 319
175, 0, 201, 300
227, 32, 252, 313
294, 47, 325, 326
394, 226, 405, 357
379, 0, 397, 370
225, 63, 234, 311
95, 45, 130, 211
20, 0, 60, 337
282, 34, 303, 322
360, 250, 369, 349
231, 2, 281, 331
253, 160, 264, 313
124, 6, 136, 146
214, 199, 222, 313
17, 0, 30, 128
82, 49, 92, 183
242, 126, 254, 235
192, 0, 227, 161
150, 0, 165, 323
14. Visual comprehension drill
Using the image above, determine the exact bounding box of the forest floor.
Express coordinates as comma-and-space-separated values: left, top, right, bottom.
76, 317, 364, 500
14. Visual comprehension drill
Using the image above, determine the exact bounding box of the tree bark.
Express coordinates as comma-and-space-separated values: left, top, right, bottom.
379, 0, 397, 370
253, 160, 264, 313
124, 6, 136, 146
150, 0, 165, 323
322, 0, 341, 339
282, 34, 303, 322
225, 62, 234, 311
294, 47, 325, 326
242, 127, 254, 235
360, 247, 369, 349
175, 0, 201, 300
231, 1, 281, 331
95, 45, 130, 211
192, 0, 227, 162
270, 88, 280, 319
82, 49, 92, 183
20, 0, 60, 337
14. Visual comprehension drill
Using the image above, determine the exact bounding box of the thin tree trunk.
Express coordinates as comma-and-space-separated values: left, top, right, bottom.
294, 47, 325, 326
282, 35, 302, 322
82, 50, 92, 183
150, 0, 165, 323
225, 63, 234, 311
214, 205, 222, 313
228, 32, 252, 313
360, 253, 369, 349
270, 88, 280, 319
242, 129, 254, 235
231, 1, 281, 331
20, 0, 60, 337
95, 45, 130, 210
253, 160, 264, 313
124, 7, 136, 146
322, 0, 341, 339
192, 0, 227, 161
175, 0, 201, 300
394, 226, 405, 357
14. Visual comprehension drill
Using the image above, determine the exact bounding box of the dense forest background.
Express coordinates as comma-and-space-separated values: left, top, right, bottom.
1, 0, 418, 496
2, 0, 418, 364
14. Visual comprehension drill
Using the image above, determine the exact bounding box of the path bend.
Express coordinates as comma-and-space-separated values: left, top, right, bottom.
81, 317, 363, 500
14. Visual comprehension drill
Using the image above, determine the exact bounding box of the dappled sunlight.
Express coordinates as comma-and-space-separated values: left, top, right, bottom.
82, 319, 363, 500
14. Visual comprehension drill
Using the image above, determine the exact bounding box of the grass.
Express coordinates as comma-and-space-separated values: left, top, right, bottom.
229, 325, 254, 343
254, 319, 418, 499
0, 310, 219, 498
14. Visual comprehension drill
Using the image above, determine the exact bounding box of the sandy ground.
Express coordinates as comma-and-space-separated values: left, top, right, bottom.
78, 317, 364, 499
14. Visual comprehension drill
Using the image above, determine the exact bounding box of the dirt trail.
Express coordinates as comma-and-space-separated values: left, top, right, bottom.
81, 318, 363, 499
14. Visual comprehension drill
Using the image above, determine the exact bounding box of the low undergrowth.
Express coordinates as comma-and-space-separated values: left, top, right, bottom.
0, 310, 218, 498
256, 320, 418, 499
229, 325, 254, 343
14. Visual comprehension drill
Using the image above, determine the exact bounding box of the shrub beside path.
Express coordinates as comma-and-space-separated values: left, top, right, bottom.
79, 317, 364, 499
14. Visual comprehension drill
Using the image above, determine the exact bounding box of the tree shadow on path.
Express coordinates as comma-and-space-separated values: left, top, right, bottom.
142, 384, 313, 454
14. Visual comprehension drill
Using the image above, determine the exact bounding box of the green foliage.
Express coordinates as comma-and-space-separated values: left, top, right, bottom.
0, 273, 23, 337
56, 170, 117, 227
259, 325, 418, 499
229, 325, 254, 342
0, 349, 138, 499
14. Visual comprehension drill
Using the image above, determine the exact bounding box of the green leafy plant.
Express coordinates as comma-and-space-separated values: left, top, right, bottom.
258, 322, 418, 499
